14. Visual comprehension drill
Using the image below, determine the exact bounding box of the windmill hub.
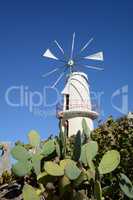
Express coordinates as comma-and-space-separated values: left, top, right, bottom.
68, 59, 74, 67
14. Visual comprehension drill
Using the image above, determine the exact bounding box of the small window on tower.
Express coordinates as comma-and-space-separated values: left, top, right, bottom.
66, 94, 69, 110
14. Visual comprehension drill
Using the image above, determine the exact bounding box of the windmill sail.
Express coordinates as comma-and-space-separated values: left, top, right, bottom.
70, 32, 76, 59
54, 40, 65, 55
52, 72, 65, 88
43, 49, 59, 60
83, 65, 104, 71
80, 37, 94, 53
84, 52, 104, 61
42, 34, 104, 87
42, 68, 60, 78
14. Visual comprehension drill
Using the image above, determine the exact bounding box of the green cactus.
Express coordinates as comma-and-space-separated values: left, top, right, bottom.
85, 141, 98, 169
55, 139, 61, 158
37, 171, 48, 181
59, 119, 67, 158
65, 161, 81, 180
82, 118, 91, 139
41, 139, 56, 157
31, 153, 43, 176
80, 141, 98, 168
22, 184, 40, 200
86, 169, 95, 181
94, 180, 102, 200
73, 130, 81, 161
9, 121, 122, 200
74, 171, 88, 187
12, 160, 32, 177
119, 173, 133, 198
60, 159, 76, 169
11, 145, 31, 161
80, 144, 88, 166
98, 150, 120, 174
59, 175, 71, 195
28, 130, 41, 147
44, 161, 64, 176
62, 128, 67, 158
37, 171, 57, 185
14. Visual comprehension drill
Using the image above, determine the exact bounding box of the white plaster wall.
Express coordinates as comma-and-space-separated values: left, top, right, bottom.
62, 72, 94, 136
68, 117, 94, 136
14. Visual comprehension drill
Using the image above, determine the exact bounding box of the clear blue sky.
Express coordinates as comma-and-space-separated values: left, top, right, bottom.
0, 0, 133, 143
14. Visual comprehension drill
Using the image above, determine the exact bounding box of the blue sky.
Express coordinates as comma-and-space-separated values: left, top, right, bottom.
0, 0, 133, 143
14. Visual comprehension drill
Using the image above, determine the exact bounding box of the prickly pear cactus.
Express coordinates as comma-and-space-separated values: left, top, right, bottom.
82, 118, 91, 139
23, 184, 40, 200
85, 141, 98, 161
44, 161, 64, 176
59, 175, 71, 195
31, 153, 43, 176
64, 161, 81, 180
41, 139, 56, 157
94, 180, 102, 200
73, 130, 81, 161
98, 150, 120, 174
11, 145, 31, 161
119, 173, 133, 198
80, 141, 98, 168
28, 130, 41, 147
8, 121, 121, 200
12, 160, 32, 177
59, 119, 67, 158
60, 159, 76, 170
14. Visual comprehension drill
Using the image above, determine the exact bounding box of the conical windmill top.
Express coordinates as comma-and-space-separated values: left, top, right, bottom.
42, 33, 104, 136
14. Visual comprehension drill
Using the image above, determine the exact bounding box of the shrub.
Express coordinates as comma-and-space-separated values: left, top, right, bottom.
92, 116, 133, 199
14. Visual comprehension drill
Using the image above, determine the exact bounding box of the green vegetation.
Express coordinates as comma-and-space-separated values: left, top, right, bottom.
10, 119, 120, 200
0, 115, 133, 200
92, 116, 133, 199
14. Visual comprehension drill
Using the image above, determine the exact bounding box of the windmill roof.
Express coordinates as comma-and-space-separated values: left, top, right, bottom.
61, 71, 88, 95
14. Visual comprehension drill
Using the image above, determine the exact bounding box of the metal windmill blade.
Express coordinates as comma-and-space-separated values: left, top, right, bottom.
84, 51, 104, 61
83, 65, 104, 71
43, 49, 59, 60
42, 33, 104, 87
80, 37, 94, 53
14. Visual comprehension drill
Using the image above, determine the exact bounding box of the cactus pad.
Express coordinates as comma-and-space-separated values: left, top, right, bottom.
119, 173, 133, 198
44, 161, 64, 176
23, 184, 40, 200
73, 130, 81, 161
80, 141, 98, 167
41, 139, 56, 157
60, 159, 76, 170
98, 150, 120, 174
11, 145, 31, 161
12, 160, 32, 177
65, 161, 81, 180
28, 130, 41, 147
82, 118, 91, 139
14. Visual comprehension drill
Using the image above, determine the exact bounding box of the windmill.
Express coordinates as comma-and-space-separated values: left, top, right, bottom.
43, 33, 104, 136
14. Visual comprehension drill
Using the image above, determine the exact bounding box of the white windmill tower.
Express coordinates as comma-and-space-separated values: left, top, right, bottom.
43, 33, 104, 136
